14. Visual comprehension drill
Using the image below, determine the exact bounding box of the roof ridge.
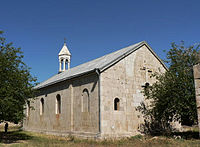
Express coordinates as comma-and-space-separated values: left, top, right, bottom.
63, 41, 144, 71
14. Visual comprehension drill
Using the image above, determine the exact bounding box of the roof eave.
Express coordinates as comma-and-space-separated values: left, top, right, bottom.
34, 69, 97, 90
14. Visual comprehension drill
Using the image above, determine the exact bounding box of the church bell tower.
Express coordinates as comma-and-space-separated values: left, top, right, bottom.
58, 39, 71, 73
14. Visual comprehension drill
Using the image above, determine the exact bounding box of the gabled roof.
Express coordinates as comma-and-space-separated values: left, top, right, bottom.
59, 43, 71, 56
35, 41, 167, 89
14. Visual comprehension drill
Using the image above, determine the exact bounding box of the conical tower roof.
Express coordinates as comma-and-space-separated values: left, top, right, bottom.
58, 43, 71, 56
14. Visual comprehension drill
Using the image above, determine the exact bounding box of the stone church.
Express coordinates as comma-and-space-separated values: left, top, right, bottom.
23, 41, 167, 138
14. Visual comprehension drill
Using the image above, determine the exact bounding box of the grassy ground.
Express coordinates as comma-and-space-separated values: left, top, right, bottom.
0, 126, 200, 147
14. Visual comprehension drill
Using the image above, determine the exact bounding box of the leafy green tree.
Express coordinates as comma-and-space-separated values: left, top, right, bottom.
0, 31, 37, 123
138, 41, 200, 134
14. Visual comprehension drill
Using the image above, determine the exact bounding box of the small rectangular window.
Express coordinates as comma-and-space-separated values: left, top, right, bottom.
40, 98, 44, 115
56, 94, 61, 114
26, 101, 30, 117
114, 98, 120, 111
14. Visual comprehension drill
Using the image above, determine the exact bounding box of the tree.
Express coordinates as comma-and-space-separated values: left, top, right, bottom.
137, 41, 200, 134
0, 31, 37, 123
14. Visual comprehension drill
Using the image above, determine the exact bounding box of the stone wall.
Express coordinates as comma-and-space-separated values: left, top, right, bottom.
193, 64, 200, 136
23, 72, 100, 138
100, 44, 166, 138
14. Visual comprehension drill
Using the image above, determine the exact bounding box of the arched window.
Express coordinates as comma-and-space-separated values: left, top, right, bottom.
26, 101, 30, 117
56, 94, 61, 114
61, 59, 64, 70
82, 89, 89, 112
114, 98, 120, 111
40, 98, 44, 115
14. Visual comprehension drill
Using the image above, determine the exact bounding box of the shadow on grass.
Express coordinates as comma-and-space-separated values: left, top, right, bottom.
172, 131, 199, 140
0, 130, 32, 144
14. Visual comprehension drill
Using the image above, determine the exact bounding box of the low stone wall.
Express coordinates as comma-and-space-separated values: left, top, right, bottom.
193, 64, 200, 137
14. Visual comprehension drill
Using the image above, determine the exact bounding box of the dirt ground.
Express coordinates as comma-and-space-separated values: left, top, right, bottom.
0, 125, 199, 147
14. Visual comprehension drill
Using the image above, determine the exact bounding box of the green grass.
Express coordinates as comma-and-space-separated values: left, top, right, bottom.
0, 126, 200, 147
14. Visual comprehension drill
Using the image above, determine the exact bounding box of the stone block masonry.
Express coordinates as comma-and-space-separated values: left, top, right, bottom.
193, 64, 200, 137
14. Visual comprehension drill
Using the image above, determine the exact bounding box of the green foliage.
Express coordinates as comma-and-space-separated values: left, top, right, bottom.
130, 134, 143, 140
165, 41, 200, 125
137, 41, 200, 134
0, 31, 37, 123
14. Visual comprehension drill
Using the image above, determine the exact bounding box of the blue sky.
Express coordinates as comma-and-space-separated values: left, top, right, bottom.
1, 0, 200, 83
